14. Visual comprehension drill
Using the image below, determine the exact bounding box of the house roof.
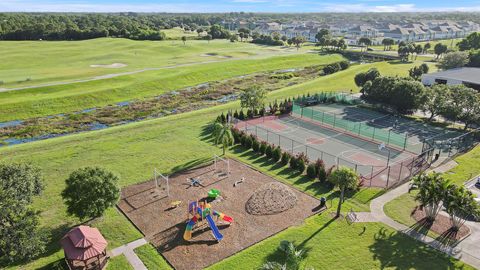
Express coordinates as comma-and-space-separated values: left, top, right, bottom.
389, 28, 410, 35
423, 68, 480, 85
61, 226, 108, 261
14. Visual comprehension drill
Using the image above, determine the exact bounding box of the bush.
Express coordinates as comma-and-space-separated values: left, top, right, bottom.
289, 155, 298, 170
318, 166, 327, 183
306, 164, 317, 178
272, 146, 282, 162
339, 60, 350, 70
281, 151, 291, 165
233, 110, 239, 119
259, 142, 267, 155
231, 128, 241, 144
323, 63, 341, 75
244, 135, 253, 149
297, 158, 306, 173
326, 165, 336, 179
251, 135, 260, 152
239, 110, 245, 120
240, 133, 247, 146
265, 144, 274, 158
247, 109, 254, 119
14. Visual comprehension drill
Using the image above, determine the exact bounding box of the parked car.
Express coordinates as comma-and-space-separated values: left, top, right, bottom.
475, 178, 480, 189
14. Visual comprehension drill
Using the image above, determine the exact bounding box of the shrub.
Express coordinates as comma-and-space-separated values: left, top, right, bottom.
240, 134, 247, 146
318, 166, 327, 183
281, 151, 291, 165
339, 60, 350, 70
265, 144, 274, 158
259, 107, 265, 116
314, 159, 325, 175
326, 165, 336, 179
272, 146, 282, 162
259, 142, 267, 155
247, 109, 253, 119
297, 158, 306, 173
244, 135, 253, 149
233, 110, 239, 119
289, 155, 298, 170
323, 63, 341, 75
251, 135, 259, 151
239, 110, 245, 120
306, 163, 317, 178
231, 128, 241, 144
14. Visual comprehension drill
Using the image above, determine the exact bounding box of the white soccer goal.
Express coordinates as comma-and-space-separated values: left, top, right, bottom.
214, 154, 230, 176
154, 168, 170, 197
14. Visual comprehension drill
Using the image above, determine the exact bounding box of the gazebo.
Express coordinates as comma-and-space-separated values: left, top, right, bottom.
60, 225, 109, 270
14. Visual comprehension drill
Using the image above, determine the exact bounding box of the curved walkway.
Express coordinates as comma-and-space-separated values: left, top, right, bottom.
369, 160, 480, 269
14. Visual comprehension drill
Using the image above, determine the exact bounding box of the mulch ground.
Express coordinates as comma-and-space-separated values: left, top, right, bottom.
117, 159, 320, 270
411, 207, 470, 242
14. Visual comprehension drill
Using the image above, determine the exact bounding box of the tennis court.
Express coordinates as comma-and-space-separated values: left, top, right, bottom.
293, 103, 467, 155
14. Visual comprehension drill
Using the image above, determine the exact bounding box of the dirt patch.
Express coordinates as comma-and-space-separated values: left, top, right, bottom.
117, 159, 320, 270
90, 63, 127, 68
246, 182, 297, 215
411, 207, 470, 242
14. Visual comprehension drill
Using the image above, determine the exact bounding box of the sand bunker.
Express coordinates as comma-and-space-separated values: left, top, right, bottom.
246, 182, 297, 215
90, 63, 127, 68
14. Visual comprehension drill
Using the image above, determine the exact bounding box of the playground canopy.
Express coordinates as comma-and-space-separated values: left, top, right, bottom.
60, 225, 108, 270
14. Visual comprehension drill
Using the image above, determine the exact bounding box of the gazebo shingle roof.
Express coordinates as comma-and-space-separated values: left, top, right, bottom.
61, 225, 108, 261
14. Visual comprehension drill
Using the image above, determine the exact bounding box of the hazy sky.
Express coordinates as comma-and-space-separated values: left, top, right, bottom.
1, 0, 480, 13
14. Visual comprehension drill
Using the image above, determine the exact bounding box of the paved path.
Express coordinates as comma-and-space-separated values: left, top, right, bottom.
110, 238, 148, 270
368, 160, 480, 269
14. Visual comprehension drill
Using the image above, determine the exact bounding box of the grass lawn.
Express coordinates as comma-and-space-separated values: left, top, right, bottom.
0, 60, 423, 269
106, 255, 133, 270
0, 38, 309, 88
135, 244, 171, 270
369, 38, 463, 53
208, 213, 472, 270
443, 146, 480, 185
0, 53, 343, 122
162, 27, 200, 40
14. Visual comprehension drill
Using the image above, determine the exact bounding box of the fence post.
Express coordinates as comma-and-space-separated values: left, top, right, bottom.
301, 107, 304, 118
291, 140, 294, 153
398, 163, 403, 181
358, 123, 361, 135
386, 167, 391, 188
372, 127, 376, 140
306, 145, 308, 156
311, 108, 314, 119
245, 121, 248, 132
322, 112, 325, 123
403, 134, 408, 150
278, 134, 280, 146
387, 130, 391, 145
333, 114, 336, 127
255, 125, 258, 136
355, 164, 358, 173
266, 129, 269, 142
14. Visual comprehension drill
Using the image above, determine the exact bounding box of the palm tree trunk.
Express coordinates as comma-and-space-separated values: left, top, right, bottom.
336, 188, 344, 218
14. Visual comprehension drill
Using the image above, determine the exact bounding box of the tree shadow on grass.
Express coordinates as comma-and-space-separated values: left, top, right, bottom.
171, 157, 213, 173
262, 240, 313, 268
369, 227, 464, 270
405, 217, 433, 238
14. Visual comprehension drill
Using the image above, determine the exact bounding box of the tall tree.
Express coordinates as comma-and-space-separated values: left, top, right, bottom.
423, 43, 431, 54
0, 163, 45, 263
62, 167, 120, 221
358, 37, 371, 52
438, 51, 469, 70
239, 85, 267, 113
422, 84, 449, 121
443, 185, 480, 231
413, 173, 450, 222
181, 36, 187, 45
434, 43, 448, 59
213, 122, 234, 155
328, 167, 359, 218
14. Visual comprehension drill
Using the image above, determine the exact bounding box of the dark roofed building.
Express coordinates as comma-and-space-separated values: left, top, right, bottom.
422, 67, 480, 91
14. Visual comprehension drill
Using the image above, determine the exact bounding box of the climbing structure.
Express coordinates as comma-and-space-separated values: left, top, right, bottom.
183, 201, 233, 242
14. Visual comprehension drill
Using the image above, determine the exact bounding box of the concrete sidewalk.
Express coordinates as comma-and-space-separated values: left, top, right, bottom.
110, 238, 148, 270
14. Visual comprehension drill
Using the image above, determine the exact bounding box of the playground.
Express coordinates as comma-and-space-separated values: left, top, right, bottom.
117, 158, 319, 270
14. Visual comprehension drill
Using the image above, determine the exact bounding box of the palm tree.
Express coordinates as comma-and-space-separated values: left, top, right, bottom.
213, 121, 234, 155
443, 185, 480, 231
328, 167, 359, 218
261, 240, 311, 270
412, 172, 450, 222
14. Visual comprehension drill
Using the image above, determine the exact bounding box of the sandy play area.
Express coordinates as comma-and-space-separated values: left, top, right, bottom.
117, 158, 320, 270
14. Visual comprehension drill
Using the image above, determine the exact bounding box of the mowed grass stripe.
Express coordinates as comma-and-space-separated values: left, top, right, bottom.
0, 38, 309, 87
0, 53, 343, 121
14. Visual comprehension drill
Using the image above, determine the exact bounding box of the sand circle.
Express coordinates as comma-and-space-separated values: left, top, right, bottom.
246, 182, 297, 215
90, 63, 127, 68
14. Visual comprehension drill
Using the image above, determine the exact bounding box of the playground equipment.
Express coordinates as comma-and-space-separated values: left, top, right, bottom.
208, 189, 221, 199
154, 168, 170, 197
234, 177, 245, 187
183, 201, 233, 242
214, 155, 230, 177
